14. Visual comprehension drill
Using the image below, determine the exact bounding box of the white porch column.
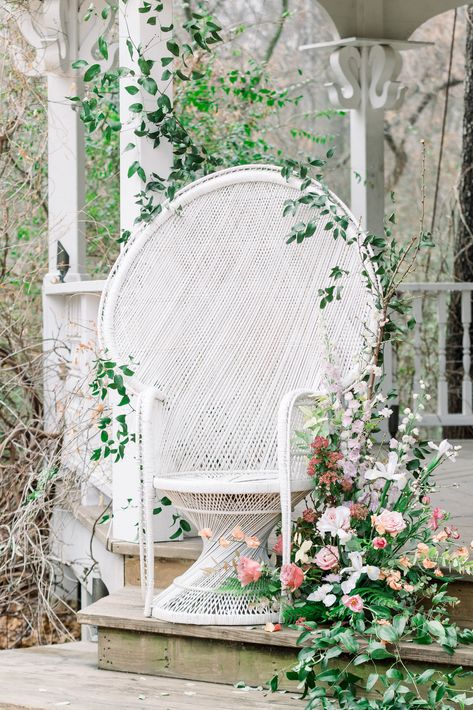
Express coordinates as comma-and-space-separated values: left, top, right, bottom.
113, 0, 175, 542
119, 0, 173, 234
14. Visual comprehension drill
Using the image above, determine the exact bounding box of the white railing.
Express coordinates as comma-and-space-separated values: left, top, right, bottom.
43, 279, 112, 498
44, 278, 176, 543
385, 282, 473, 428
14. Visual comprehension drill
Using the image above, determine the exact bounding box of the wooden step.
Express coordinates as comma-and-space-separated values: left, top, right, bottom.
74, 502, 202, 587
0, 641, 301, 709
114, 538, 202, 587
78, 587, 473, 691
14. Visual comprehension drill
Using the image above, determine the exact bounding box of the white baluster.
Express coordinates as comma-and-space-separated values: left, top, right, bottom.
412, 294, 423, 398
462, 290, 472, 415
437, 291, 448, 418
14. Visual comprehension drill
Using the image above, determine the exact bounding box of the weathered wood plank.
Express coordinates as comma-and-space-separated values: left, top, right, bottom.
124, 556, 195, 587
99, 628, 298, 689
111, 537, 202, 560
98, 626, 473, 694
0, 642, 302, 709
79, 587, 473, 666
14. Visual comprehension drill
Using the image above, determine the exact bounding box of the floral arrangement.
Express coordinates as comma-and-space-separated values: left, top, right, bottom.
226, 370, 473, 707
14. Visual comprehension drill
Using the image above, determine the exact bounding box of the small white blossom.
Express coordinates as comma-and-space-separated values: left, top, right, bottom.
379, 407, 393, 418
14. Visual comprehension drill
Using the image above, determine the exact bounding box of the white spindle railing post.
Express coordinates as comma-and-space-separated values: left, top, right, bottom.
113, 0, 175, 543
412, 294, 423, 398
437, 291, 449, 419
461, 290, 472, 416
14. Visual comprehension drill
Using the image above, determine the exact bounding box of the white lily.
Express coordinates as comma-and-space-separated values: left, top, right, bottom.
295, 539, 313, 564
428, 439, 460, 461
316, 506, 352, 544
307, 584, 337, 607
364, 451, 407, 490
340, 552, 380, 594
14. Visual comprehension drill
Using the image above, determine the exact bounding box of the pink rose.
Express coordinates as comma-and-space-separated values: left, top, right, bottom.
372, 536, 388, 549
314, 545, 340, 571
280, 563, 304, 591
372, 510, 406, 536
342, 594, 364, 613
237, 556, 262, 587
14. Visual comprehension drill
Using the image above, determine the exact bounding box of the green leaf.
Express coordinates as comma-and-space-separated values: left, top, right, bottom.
83, 63, 101, 82
377, 624, 399, 643
269, 675, 279, 692
166, 40, 180, 57
416, 669, 437, 685
142, 76, 158, 95
72, 59, 88, 69
98, 35, 108, 60
366, 673, 378, 691
125, 85, 139, 95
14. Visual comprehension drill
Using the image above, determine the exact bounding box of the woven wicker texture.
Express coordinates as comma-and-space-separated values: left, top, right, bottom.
99, 165, 376, 624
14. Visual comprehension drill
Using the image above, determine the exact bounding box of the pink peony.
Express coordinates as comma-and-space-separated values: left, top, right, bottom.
342, 594, 364, 613
236, 556, 262, 587
314, 545, 340, 571
372, 536, 388, 549
280, 563, 304, 591
372, 510, 406, 536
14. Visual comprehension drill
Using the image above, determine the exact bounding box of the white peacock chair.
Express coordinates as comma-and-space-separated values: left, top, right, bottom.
99, 164, 376, 625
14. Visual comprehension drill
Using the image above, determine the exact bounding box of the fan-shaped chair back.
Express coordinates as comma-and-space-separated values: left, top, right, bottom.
99, 165, 375, 481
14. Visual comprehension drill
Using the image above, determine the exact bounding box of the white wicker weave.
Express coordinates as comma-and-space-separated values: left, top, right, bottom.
99, 164, 376, 625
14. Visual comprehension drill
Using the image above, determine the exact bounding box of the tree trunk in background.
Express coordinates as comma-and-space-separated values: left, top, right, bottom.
445, 6, 473, 438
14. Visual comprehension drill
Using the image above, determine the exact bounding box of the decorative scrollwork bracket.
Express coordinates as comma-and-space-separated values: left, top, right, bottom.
13, 0, 118, 78
327, 42, 406, 111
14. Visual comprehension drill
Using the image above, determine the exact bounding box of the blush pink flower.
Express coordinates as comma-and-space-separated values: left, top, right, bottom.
428, 507, 445, 531
342, 594, 364, 613
198, 528, 213, 539
273, 534, 283, 555
372, 536, 388, 549
236, 556, 262, 587
231, 525, 246, 541
245, 535, 260, 549
280, 563, 304, 591
371, 510, 406, 536
313, 545, 340, 571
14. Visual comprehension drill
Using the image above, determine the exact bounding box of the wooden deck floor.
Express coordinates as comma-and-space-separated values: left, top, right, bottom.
0, 642, 302, 709
431, 440, 473, 542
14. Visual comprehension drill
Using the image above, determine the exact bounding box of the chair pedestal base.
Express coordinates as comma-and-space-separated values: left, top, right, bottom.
151, 487, 308, 625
